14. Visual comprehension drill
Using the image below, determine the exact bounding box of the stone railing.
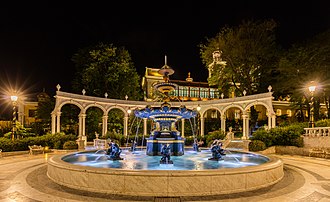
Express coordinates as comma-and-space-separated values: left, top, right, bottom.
304, 127, 330, 137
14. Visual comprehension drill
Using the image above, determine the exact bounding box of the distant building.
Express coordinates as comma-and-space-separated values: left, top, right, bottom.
142, 67, 220, 102
18, 91, 50, 127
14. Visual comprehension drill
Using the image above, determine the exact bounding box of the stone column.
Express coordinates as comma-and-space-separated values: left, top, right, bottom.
78, 114, 83, 137
56, 112, 61, 133
221, 114, 226, 132
143, 118, 147, 137
242, 113, 249, 140
200, 117, 205, 137
51, 111, 56, 134
102, 115, 108, 137
124, 116, 129, 137
181, 119, 185, 137
268, 113, 272, 129
246, 114, 250, 138
81, 114, 86, 136
271, 114, 276, 128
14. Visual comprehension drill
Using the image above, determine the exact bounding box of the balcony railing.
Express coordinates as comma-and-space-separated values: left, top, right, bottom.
304, 127, 330, 137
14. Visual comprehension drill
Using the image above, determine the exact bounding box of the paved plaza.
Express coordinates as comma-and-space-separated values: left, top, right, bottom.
0, 152, 330, 202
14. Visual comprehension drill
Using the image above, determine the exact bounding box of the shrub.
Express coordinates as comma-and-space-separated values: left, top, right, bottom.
251, 122, 305, 148
251, 128, 274, 147
63, 141, 78, 150
249, 140, 266, 152
184, 136, 194, 146
315, 119, 330, 127
0, 132, 77, 152
205, 130, 225, 147
272, 124, 305, 147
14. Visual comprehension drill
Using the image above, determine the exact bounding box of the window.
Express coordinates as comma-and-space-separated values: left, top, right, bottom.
200, 88, 207, 98
29, 109, 36, 117
276, 109, 282, 116
286, 110, 292, 117
190, 87, 198, 98
179, 86, 188, 97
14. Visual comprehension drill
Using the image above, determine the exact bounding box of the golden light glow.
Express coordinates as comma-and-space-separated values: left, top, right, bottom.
308, 81, 316, 93
308, 85, 316, 93
127, 109, 132, 114
197, 105, 201, 111
11, 95, 18, 102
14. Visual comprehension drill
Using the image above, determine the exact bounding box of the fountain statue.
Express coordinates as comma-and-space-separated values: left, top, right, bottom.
193, 138, 201, 152
160, 143, 173, 164
208, 139, 226, 161
129, 141, 137, 152
106, 142, 123, 160
134, 57, 197, 156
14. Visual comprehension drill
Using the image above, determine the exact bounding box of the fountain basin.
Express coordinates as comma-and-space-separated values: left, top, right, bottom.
47, 150, 283, 197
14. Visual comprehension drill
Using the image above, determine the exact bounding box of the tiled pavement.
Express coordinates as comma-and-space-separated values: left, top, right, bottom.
0, 153, 330, 202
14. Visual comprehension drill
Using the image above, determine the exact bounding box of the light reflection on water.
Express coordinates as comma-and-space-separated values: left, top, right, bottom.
62, 149, 269, 170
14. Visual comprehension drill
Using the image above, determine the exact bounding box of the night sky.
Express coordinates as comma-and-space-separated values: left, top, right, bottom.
0, 1, 329, 96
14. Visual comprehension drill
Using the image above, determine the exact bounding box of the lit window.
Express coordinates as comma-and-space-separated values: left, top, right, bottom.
287, 110, 292, 117
190, 87, 198, 98
276, 109, 282, 116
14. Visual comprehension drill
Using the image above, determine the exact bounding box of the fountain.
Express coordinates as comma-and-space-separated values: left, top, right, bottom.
47, 58, 284, 197
159, 143, 173, 164
192, 138, 201, 152
208, 140, 226, 161
134, 59, 197, 156
106, 142, 123, 160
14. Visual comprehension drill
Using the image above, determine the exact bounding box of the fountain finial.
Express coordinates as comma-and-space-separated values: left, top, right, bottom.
158, 55, 174, 77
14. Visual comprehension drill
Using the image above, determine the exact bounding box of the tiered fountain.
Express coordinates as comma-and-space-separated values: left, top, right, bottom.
134, 61, 197, 157
47, 58, 284, 197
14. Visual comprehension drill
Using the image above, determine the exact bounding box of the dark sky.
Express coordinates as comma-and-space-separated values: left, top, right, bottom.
0, 1, 329, 96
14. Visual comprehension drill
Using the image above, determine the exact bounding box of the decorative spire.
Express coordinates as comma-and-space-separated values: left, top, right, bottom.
158, 55, 174, 83
186, 72, 193, 82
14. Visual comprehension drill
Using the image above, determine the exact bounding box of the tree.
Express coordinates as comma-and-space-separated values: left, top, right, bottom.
71, 42, 142, 100
71, 43, 143, 139
274, 29, 330, 120
199, 19, 279, 95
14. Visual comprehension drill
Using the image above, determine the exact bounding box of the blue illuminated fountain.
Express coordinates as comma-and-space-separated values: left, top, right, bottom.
48, 57, 284, 197
134, 59, 197, 156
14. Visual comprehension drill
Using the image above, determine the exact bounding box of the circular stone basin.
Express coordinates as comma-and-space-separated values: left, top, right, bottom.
47, 149, 284, 197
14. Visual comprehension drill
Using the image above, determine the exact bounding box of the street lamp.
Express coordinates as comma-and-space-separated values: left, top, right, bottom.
308, 82, 316, 128
10, 95, 18, 140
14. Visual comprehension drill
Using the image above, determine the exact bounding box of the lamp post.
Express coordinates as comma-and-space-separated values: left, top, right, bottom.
10, 95, 18, 140
308, 82, 316, 128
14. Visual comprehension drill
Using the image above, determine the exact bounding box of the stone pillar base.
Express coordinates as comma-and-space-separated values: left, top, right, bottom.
76, 138, 85, 150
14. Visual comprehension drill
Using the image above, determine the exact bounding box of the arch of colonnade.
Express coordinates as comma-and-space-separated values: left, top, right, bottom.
51, 86, 276, 140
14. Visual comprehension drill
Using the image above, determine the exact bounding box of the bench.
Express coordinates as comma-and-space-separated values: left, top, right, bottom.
28, 145, 44, 155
